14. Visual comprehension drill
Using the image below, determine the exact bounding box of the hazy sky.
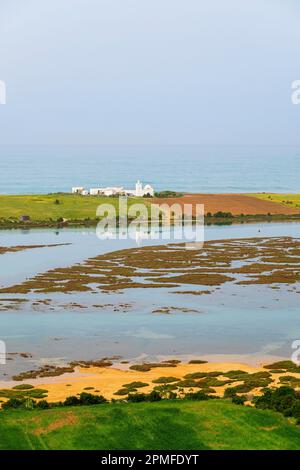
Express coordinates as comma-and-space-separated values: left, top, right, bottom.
0, 0, 300, 145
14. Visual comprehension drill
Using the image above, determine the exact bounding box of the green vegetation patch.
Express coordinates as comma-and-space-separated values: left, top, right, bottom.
12, 384, 34, 390
129, 362, 177, 372
122, 382, 149, 390
152, 377, 180, 384
253, 194, 300, 211
1, 399, 300, 449
254, 386, 300, 423
264, 361, 300, 374
114, 382, 149, 396
0, 193, 147, 222
0, 388, 48, 400
223, 370, 249, 380
279, 376, 300, 387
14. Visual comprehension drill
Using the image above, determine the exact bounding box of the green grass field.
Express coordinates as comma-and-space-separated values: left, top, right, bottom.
0, 193, 147, 221
1, 400, 300, 450
253, 193, 300, 210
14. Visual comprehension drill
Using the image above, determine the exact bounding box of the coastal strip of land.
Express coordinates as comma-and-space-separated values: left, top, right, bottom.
0, 193, 300, 228
0, 243, 71, 256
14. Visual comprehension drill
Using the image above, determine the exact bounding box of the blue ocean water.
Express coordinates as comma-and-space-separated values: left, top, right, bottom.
0, 145, 299, 194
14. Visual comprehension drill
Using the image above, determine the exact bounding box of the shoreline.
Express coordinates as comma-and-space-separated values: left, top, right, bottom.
1, 213, 300, 230
0, 357, 298, 404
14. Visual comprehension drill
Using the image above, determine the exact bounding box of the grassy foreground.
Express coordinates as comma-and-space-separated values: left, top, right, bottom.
0, 193, 146, 222
1, 400, 300, 450
253, 193, 300, 210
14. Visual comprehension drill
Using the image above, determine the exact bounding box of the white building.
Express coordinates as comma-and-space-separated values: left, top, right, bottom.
90, 187, 124, 196
72, 187, 85, 194
124, 181, 154, 197
71, 181, 154, 197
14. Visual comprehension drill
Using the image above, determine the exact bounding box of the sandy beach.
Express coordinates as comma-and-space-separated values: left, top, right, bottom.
1, 359, 297, 404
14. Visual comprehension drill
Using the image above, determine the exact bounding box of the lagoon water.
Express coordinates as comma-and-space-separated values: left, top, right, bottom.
0, 221, 299, 378
0, 145, 300, 377
0, 221, 300, 287
1, 145, 300, 194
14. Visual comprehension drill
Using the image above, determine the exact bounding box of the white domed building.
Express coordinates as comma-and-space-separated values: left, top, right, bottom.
125, 180, 154, 197
71, 180, 154, 197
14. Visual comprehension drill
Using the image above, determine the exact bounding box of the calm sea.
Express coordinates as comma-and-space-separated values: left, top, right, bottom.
0, 145, 299, 194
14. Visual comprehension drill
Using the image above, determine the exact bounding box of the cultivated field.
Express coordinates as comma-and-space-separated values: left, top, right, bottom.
153, 194, 300, 216
0, 193, 299, 224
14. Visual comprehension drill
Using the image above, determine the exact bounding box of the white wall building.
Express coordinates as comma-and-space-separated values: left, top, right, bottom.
72, 187, 85, 194
71, 181, 154, 197
124, 181, 154, 197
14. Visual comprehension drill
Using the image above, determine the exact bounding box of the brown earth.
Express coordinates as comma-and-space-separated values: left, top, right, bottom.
152, 194, 300, 216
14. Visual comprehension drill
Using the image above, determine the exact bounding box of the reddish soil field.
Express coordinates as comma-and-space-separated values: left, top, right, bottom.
152, 194, 300, 216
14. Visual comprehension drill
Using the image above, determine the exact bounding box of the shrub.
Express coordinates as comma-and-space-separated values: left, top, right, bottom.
127, 393, 148, 403
79, 392, 107, 405
183, 372, 207, 380
254, 386, 300, 419
0, 388, 48, 400
2, 398, 27, 409
152, 377, 179, 384
264, 361, 300, 373
122, 381, 149, 389
114, 388, 131, 396
24, 398, 35, 410
199, 377, 231, 388
213, 211, 233, 218
206, 371, 224, 377
147, 390, 162, 402
290, 401, 300, 420
224, 388, 236, 398
232, 395, 247, 405
36, 400, 50, 409
184, 390, 211, 401
154, 191, 183, 198
25, 389, 48, 399
279, 375, 300, 386
223, 370, 249, 380
176, 379, 200, 388
250, 371, 272, 379
63, 395, 80, 406
63, 393, 107, 406
153, 384, 178, 393
12, 384, 34, 390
